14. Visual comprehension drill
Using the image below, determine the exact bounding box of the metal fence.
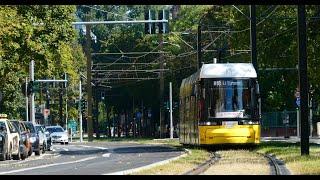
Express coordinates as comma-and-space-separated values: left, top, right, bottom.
261, 111, 297, 128
261, 111, 298, 137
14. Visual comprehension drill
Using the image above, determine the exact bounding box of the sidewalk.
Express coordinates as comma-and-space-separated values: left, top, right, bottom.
261, 136, 320, 144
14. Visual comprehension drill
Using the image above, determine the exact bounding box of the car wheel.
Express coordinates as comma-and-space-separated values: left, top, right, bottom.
35, 149, 41, 156
48, 145, 53, 151
6, 144, 12, 160
12, 150, 20, 160
21, 151, 27, 160
28, 146, 33, 156
42, 142, 46, 154
0, 149, 5, 161
35, 144, 41, 156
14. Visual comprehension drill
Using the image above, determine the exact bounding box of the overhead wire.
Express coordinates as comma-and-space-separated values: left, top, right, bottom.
81, 5, 136, 21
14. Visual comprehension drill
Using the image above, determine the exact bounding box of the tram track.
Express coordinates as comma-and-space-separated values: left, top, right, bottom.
264, 154, 290, 175
182, 148, 291, 175
182, 152, 221, 175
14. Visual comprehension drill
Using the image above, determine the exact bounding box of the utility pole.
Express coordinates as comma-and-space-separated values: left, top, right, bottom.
25, 77, 29, 122
79, 77, 83, 142
250, 5, 257, 72
45, 83, 50, 125
59, 82, 63, 127
298, 5, 309, 156
29, 60, 35, 124
159, 33, 164, 138
197, 25, 202, 70
65, 73, 68, 133
169, 82, 173, 139
133, 96, 136, 138
85, 23, 94, 142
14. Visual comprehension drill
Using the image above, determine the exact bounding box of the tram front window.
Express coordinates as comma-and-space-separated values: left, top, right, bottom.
204, 79, 257, 120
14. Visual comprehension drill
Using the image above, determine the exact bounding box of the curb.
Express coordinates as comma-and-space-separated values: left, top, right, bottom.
104, 148, 191, 175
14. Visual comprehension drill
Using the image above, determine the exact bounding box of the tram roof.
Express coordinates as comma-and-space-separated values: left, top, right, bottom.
200, 63, 257, 78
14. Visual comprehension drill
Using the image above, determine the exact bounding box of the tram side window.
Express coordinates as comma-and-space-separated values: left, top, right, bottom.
185, 96, 189, 121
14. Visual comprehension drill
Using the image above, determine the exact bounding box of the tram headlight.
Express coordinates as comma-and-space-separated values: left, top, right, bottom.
239, 120, 259, 125
199, 122, 218, 126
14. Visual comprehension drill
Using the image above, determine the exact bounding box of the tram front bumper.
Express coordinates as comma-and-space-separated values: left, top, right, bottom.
200, 125, 260, 144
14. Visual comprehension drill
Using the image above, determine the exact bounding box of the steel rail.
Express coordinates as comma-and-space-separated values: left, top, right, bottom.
182, 152, 220, 175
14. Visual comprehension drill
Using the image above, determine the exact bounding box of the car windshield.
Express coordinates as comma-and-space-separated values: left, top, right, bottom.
35, 126, 43, 133
25, 123, 36, 133
0, 122, 5, 131
11, 122, 20, 132
47, 127, 64, 133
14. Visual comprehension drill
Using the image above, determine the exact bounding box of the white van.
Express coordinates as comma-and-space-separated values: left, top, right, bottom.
0, 114, 20, 160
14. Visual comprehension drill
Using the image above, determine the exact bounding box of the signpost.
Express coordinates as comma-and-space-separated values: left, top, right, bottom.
295, 90, 300, 137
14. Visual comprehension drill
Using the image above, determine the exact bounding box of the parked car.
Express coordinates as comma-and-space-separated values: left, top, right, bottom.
0, 114, 20, 160
46, 126, 68, 144
10, 120, 29, 160
43, 126, 53, 151
34, 125, 48, 153
23, 121, 43, 155
0, 122, 8, 161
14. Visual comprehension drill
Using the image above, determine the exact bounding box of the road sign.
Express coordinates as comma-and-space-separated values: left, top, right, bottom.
43, 109, 50, 120
296, 97, 300, 107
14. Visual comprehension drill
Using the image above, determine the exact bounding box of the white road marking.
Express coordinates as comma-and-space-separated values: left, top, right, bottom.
0, 156, 97, 175
53, 155, 61, 158
77, 145, 108, 150
102, 153, 111, 157
94, 146, 108, 150
78, 145, 92, 148
62, 148, 69, 151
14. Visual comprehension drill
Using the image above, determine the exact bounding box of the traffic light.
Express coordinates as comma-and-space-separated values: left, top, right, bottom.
28, 81, 34, 94
144, 9, 156, 34
163, 101, 169, 110
21, 82, 28, 96
27, 81, 40, 94
158, 10, 169, 34
80, 99, 87, 114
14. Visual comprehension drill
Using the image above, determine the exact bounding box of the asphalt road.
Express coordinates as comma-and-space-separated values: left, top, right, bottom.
0, 142, 183, 175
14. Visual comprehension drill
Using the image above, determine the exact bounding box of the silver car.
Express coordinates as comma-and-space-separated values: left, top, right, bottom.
46, 126, 68, 144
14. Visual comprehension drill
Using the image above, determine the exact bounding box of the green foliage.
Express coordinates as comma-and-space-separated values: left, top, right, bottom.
2, 5, 320, 120
0, 5, 86, 119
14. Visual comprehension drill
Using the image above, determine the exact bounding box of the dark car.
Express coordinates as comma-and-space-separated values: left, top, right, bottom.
10, 120, 30, 160
0, 123, 8, 161
23, 122, 42, 156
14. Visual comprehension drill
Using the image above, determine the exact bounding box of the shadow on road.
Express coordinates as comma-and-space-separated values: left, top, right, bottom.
112, 146, 182, 154
59, 149, 109, 156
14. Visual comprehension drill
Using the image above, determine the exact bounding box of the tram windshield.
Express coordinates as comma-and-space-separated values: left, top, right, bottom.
203, 78, 258, 120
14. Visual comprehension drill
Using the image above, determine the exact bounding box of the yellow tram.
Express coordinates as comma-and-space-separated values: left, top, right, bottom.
179, 63, 261, 145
